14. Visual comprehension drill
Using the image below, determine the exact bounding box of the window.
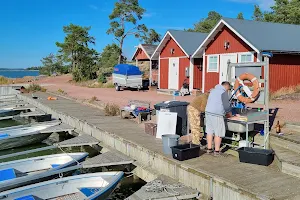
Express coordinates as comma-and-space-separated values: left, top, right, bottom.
239, 53, 254, 63
208, 55, 218, 72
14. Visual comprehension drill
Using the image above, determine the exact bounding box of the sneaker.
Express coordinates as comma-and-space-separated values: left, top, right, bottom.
205, 148, 213, 155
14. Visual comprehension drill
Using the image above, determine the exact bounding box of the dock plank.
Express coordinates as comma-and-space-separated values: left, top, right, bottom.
82, 150, 134, 168
54, 134, 99, 147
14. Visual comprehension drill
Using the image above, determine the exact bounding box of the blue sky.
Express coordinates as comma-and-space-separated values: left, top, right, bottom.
0, 0, 274, 68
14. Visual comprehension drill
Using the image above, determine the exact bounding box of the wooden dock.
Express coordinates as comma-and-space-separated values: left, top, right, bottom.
82, 150, 134, 168
18, 92, 300, 200
126, 175, 199, 200
54, 134, 99, 147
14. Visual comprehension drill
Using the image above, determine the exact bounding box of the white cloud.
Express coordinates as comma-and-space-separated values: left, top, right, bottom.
89, 5, 98, 10
228, 0, 274, 10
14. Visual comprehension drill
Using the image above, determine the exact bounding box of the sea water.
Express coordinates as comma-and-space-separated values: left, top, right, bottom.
0, 119, 145, 199
0, 70, 39, 78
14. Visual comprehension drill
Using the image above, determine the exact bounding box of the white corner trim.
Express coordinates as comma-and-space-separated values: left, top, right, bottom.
151, 31, 190, 60
150, 32, 170, 60
202, 51, 206, 93
192, 19, 260, 58
192, 20, 224, 58
207, 54, 219, 73
158, 54, 161, 89
189, 59, 194, 91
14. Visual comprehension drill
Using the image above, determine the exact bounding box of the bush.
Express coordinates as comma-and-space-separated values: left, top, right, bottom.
0, 76, 9, 85
104, 103, 120, 116
270, 85, 300, 100
26, 83, 46, 92
98, 73, 107, 84
57, 88, 66, 94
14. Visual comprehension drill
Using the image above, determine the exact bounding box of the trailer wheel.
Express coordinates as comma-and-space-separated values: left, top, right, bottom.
115, 84, 120, 91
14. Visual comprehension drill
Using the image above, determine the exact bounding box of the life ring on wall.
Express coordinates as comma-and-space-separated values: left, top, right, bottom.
234, 73, 260, 103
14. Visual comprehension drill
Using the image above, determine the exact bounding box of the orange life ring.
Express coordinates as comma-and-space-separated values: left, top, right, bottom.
234, 73, 260, 103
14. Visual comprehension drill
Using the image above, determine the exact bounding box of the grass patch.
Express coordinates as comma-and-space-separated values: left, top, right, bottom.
26, 83, 47, 93
270, 85, 300, 100
0, 76, 9, 85
104, 103, 120, 116
57, 88, 66, 95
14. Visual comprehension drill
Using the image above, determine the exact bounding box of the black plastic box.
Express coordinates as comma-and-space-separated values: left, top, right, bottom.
237, 147, 274, 166
171, 144, 200, 161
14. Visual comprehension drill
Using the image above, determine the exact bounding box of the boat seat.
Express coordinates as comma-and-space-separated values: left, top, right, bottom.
0, 133, 9, 139
0, 168, 16, 181
51, 164, 60, 168
15, 195, 41, 200
79, 188, 101, 197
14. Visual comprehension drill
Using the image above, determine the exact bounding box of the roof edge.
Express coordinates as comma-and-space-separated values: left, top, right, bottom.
192, 19, 260, 58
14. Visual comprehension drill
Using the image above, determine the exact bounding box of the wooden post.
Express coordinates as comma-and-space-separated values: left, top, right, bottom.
150, 59, 152, 85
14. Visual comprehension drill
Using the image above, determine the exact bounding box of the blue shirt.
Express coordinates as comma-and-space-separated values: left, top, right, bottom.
205, 84, 231, 116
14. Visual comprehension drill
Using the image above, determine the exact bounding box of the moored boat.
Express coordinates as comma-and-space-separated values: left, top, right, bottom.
0, 120, 61, 150
0, 171, 124, 200
0, 152, 89, 192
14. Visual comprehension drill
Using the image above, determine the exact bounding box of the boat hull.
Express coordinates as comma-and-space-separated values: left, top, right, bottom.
0, 133, 51, 150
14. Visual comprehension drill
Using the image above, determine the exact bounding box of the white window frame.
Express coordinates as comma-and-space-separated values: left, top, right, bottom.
207, 55, 219, 72
238, 52, 255, 63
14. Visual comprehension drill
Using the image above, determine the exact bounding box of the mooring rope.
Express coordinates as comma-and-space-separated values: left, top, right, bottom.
144, 179, 184, 198
56, 143, 81, 166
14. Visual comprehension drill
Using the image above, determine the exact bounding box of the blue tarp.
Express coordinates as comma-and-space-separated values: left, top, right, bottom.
0, 168, 16, 181
0, 133, 9, 139
113, 64, 142, 76
15, 195, 36, 200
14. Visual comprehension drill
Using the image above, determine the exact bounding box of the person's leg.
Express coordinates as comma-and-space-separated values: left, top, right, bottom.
214, 116, 226, 155
207, 134, 214, 149
188, 106, 201, 145
205, 113, 214, 153
214, 136, 222, 152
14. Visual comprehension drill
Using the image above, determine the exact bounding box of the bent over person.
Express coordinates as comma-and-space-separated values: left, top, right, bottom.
187, 93, 209, 145
205, 81, 232, 156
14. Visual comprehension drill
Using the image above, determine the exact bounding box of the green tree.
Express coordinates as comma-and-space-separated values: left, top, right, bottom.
141, 29, 161, 44
98, 43, 126, 74
252, 5, 264, 21
40, 53, 61, 75
56, 24, 98, 81
237, 12, 244, 20
189, 11, 222, 33
264, 0, 300, 24
107, 0, 148, 64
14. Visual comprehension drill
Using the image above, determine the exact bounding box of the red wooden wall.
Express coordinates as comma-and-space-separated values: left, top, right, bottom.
193, 58, 203, 89
270, 54, 300, 91
134, 48, 149, 60
159, 37, 189, 89
204, 26, 256, 91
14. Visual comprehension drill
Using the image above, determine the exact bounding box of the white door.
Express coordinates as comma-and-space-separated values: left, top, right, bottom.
168, 58, 179, 90
220, 54, 237, 83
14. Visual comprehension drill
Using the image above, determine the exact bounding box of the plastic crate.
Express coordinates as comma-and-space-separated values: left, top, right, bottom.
171, 144, 200, 161
237, 147, 274, 166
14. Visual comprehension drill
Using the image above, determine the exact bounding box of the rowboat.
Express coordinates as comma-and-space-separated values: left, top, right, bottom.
0, 152, 89, 192
0, 172, 124, 200
0, 120, 61, 150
